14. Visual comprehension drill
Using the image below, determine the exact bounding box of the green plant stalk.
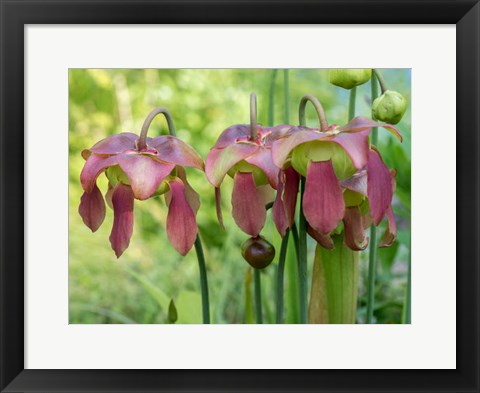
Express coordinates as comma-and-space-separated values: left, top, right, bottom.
366, 71, 379, 324
194, 235, 210, 324
348, 86, 357, 121
298, 176, 308, 324
276, 229, 290, 323
268, 69, 278, 124
283, 70, 290, 123
254, 268, 263, 324
308, 235, 359, 323
372, 69, 388, 94
404, 233, 412, 323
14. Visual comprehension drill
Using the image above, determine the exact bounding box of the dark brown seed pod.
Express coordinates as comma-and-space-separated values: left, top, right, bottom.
241, 236, 276, 269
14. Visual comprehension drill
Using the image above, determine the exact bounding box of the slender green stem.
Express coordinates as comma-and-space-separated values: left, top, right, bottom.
276, 229, 290, 323
372, 69, 388, 94
194, 235, 210, 324
254, 268, 263, 324
299, 94, 328, 131
250, 92, 258, 141
268, 69, 278, 125
404, 233, 412, 323
348, 86, 357, 121
291, 221, 300, 261
366, 73, 379, 324
298, 176, 308, 323
283, 70, 290, 123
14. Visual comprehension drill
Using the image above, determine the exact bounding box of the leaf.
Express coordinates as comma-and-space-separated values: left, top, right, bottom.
175, 290, 203, 324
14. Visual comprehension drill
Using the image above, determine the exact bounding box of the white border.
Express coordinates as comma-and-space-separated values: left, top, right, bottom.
25, 25, 456, 369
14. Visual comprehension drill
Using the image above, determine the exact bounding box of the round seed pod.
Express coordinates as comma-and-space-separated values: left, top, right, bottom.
241, 236, 276, 269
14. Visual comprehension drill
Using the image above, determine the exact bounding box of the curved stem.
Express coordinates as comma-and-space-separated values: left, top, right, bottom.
348, 86, 357, 121
268, 70, 278, 125
283, 70, 290, 124
372, 69, 388, 94
298, 176, 308, 324
275, 229, 290, 323
298, 94, 328, 131
250, 93, 258, 141
138, 107, 176, 149
254, 268, 263, 324
194, 235, 210, 324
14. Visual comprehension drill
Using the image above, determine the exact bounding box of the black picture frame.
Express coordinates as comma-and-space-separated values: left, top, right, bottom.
1, 1, 478, 392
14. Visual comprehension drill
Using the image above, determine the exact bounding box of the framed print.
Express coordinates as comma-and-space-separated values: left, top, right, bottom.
1, 0, 479, 392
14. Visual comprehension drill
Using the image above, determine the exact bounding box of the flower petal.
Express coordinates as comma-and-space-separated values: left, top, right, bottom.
329, 129, 370, 169
231, 172, 266, 237
109, 183, 134, 258
149, 135, 204, 170
307, 225, 334, 250
337, 116, 402, 142
343, 206, 369, 251
176, 167, 200, 214
244, 146, 279, 188
367, 148, 393, 225
78, 184, 106, 232
215, 187, 225, 230
264, 125, 294, 147
166, 178, 198, 256
80, 154, 118, 193
205, 143, 258, 187
89, 133, 138, 155
303, 160, 345, 235
380, 206, 397, 247
212, 124, 252, 148
117, 154, 175, 200
341, 170, 368, 196
272, 168, 299, 237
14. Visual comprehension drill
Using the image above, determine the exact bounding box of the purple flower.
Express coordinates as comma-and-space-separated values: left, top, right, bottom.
79, 131, 204, 257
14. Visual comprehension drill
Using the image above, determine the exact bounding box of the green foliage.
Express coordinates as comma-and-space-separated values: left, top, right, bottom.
69, 69, 411, 324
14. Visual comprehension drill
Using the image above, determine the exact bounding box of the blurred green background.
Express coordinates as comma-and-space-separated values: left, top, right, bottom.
69, 69, 411, 324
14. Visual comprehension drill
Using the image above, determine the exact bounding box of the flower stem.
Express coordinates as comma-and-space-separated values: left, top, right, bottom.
194, 235, 210, 324
283, 70, 290, 123
348, 86, 357, 121
250, 92, 258, 141
404, 234, 412, 323
298, 176, 308, 324
276, 229, 290, 323
366, 72, 379, 324
254, 268, 263, 324
299, 94, 328, 131
372, 69, 388, 94
268, 69, 278, 125
138, 107, 176, 149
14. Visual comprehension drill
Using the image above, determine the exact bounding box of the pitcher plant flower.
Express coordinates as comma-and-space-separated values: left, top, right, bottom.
79, 107, 204, 257
271, 94, 402, 250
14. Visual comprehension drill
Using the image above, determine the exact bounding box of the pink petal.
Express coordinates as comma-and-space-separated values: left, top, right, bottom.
205, 143, 258, 187
78, 184, 106, 232
148, 135, 204, 170
231, 172, 266, 237
303, 160, 345, 235
244, 146, 279, 188
212, 124, 251, 148
176, 167, 200, 214
329, 129, 370, 169
343, 206, 369, 251
109, 183, 134, 258
215, 187, 225, 230
337, 116, 402, 142
166, 178, 198, 256
80, 154, 118, 193
105, 183, 114, 209
307, 225, 334, 250
117, 154, 175, 200
367, 148, 393, 225
272, 173, 289, 237
380, 206, 397, 247
264, 125, 294, 147
272, 168, 299, 237
341, 170, 368, 196
89, 133, 138, 155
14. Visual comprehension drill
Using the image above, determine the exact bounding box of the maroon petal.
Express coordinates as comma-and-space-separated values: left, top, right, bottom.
215, 187, 225, 230
105, 183, 114, 209
80, 154, 118, 193
380, 206, 397, 247
245, 146, 279, 188
307, 225, 334, 250
109, 183, 134, 258
367, 148, 393, 225
303, 160, 345, 235
166, 178, 198, 256
212, 124, 252, 148
329, 129, 370, 169
337, 116, 402, 142
148, 135, 204, 170
343, 206, 369, 251
341, 170, 368, 197
272, 173, 288, 237
272, 168, 299, 237
176, 167, 200, 214
89, 133, 138, 155
117, 154, 175, 200
231, 172, 266, 237
205, 143, 258, 187
78, 184, 106, 232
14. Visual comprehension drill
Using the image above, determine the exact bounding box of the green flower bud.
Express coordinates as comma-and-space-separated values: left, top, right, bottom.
372, 90, 407, 124
291, 141, 356, 181
329, 69, 372, 90
241, 236, 276, 269
227, 160, 268, 186
168, 299, 178, 323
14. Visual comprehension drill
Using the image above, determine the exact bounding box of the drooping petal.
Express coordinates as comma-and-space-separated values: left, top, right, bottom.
205, 143, 258, 187
303, 160, 345, 235
272, 168, 299, 237
212, 124, 252, 148
117, 154, 175, 200
341, 170, 368, 197
272, 173, 289, 237
165, 178, 198, 256
380, 206, 397, 247
88, 133, 138, 155
231, 172, 266, 237
105, 183, 114, 209
148, 135, 204, 170
176, 167, 200, 214
367, 148, 393, 225
343, 206, 369, 251
78, 184, 106, 232
337, 116, 402, 142
307, 225, 334, 250
215, 187, 225, 230
329, 129, 370, 169
80, 154, 118, 193
245, 146, 279, 188
109, 183, 134, 258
